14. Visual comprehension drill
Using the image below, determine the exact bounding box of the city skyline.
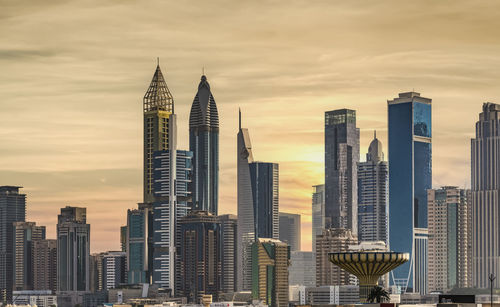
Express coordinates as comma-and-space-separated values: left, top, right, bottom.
2, 1, 500, 253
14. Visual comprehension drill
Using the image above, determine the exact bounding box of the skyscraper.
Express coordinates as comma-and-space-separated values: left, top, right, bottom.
312, 184, 325, 253
388, 92, 432, 293
0, 186, 26, 303
13, 222, 46, 291
357, 132, 389, 243
177, 211, 222, 303
32, 239, 57, 292
428, 187, 471, 292
471, 102, 500, 288
143, 63, 174, 204
152, 149, 193, 292
324, 109, 360, 234
237, 111, 279, 290
237, 110, 255, 291
218, 214, 238, 294
189, 75, 219, 215
250, 162, 279, 239
251, 238, 290, 307
126, 205, 153, 284
102, 251, 127, 290
279, 212, 301, 251
57, 206, 90, 292
315, 228, 357, 287
289, 251, 316, 287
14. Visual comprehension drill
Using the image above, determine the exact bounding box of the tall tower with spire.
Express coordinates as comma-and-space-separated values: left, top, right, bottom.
143, 63, 174, 204
189, 75, 219, 215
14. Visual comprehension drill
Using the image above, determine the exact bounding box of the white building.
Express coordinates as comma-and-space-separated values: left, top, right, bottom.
303, 285, 359, 305
12, 290, 57, 307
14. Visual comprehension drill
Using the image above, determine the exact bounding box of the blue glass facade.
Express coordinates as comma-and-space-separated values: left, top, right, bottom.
127, 206, 153, 284
388, 93, 431, 292
249, 162, 279, 240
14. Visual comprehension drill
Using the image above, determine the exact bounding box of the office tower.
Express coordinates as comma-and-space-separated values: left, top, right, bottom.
428, 187, 472, 292
289, 251, 315, 287
13, 222, 46, 290
57, 206, 90, 292
89, 253, 103, 293
324, 109, 360, 234
189, 75, 219, 214
237, 111, 279, 290
312, 184, 325, 252
32, 239, 57, 292
177, 211, 221, 303
388, 92, 432, 293
315, 228, 357, 286
143, 63, 174, 204
218, 214, 238, 294
120, 226, 127, 252
251, 238, 290, 307
237, 109, 255, 291
471, 103, 500, 288
152, 149, 193, 292
0, 186, 26, 302
279, 212, 301, 251
102, 251, 127, 290
357, 132, 389, 243
126, 204, 153, 284
250, 162, 280, 239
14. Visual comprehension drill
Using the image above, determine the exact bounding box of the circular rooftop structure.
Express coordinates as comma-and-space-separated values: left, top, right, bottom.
329, 252, 409, 302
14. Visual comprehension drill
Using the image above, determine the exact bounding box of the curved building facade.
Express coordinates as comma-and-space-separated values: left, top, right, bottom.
189, 75, 219, 215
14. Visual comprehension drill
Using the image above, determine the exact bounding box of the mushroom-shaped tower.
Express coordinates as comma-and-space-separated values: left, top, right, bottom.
329, 252, 409, 303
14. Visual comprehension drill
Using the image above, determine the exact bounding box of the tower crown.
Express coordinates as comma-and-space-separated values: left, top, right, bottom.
144, 64, 174, 113
189, 75, 219, 129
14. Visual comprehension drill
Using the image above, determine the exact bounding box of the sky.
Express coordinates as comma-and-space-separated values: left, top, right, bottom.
1, 0, 500, 252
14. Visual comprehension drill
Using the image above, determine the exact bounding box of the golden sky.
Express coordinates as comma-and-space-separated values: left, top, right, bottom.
1, 0, 499, 252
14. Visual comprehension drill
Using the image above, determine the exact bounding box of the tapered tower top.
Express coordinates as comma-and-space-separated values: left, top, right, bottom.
189, 75, 219, 129
143, 64, 174, 113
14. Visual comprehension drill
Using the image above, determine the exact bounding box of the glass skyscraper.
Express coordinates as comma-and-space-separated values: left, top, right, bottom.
324, 109, 360, 234
126, 204, 153, 284
388, 92, 432, 293
189, 75, 219, 215
357, 132, 388, 243
471, 102, 500, 288
311, 184, 325, 253
250, 162, 279, 239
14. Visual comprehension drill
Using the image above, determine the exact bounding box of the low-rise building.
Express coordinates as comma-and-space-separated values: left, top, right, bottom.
303, 285, 359, 305
12, 290, 57, 307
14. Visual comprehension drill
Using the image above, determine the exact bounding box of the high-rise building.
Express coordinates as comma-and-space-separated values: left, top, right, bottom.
237, 111, 279, 291
57, 206, 90, 292
189, 75, 219, 215
357, 132, 389, 243
13, 222, 46, 291
289, 251, 315, 287
312, 184, 325, 253
315, 228, 357, 287
218, 214, 238, 294
143, 63, 174, 204
126, 204, 153, 284
102, 251, 127, 290
428, 187, 471, 292
471, 102, 500, 288
279, 212, 301, 251
32, 239, 57, 292
0, 186, 26, 302
388, 92, 432, 293
251, 238, 290, 307
250, 162, 279, 239
152, 149, 193, 292
89, 253, 103, 293
177, 211, 221, 303
324, 109, 360, 234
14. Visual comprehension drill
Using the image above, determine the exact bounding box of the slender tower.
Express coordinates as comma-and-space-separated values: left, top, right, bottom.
143, 62, 174, 204
189, 75, 219, 215
237, 109, 255, 291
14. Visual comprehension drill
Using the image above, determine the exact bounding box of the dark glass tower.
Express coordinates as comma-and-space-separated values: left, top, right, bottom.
189, 75, 219, 215
0, 186, 26, 303
57, 206, 90, 292
324, 109, 360, 234
388, 92, 432, 294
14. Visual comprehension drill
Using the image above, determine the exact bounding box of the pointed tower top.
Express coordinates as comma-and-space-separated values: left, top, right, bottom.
239, 108, 242, 130
367, 130, 384, 162
374, 130, 377, 139
143, 63, 174, 113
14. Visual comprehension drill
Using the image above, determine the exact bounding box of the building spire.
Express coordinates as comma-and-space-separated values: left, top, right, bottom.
143, 62, 174, 113
239, 108, 242, 130
374, 130, 377, 139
